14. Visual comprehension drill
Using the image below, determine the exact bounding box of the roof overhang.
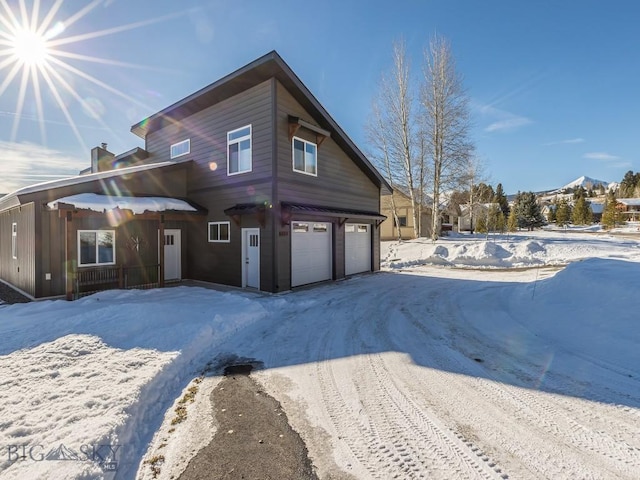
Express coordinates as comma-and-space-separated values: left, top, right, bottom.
224, 203, 267, 228
281, 202, 386, 227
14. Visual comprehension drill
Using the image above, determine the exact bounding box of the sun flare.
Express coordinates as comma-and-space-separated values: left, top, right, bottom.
0, 0, 177, 149
10, 27, 50, 66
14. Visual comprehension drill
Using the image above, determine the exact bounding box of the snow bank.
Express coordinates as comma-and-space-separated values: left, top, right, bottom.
0, 287, 268, 479
382, 231, 640, 270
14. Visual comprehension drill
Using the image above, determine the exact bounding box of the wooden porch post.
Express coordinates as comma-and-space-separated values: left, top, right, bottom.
158, 214, 165, 288
65, 211, 74, 301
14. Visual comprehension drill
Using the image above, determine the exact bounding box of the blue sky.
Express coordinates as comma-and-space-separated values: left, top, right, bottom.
1, 0, 639, 194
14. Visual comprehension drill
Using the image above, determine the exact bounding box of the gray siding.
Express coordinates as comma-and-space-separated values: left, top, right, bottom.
0, 203, 36, 297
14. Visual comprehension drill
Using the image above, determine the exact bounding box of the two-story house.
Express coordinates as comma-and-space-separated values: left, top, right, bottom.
0, 51, 390, 300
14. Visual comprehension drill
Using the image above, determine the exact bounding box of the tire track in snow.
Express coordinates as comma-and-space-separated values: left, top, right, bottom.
310, 280, 506, 479
395, 285, 640, 480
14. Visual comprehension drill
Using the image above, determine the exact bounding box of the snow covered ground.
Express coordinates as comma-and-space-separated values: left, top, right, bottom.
1, 230, 640, 479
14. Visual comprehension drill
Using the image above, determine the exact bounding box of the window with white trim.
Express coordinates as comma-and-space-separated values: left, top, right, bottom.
78, 230, 115, 266
11, 222, 17, 259
208, 222, 230, 243
170, 139, 190, 159
292, 137, 317, 176
227, 125, 252, 175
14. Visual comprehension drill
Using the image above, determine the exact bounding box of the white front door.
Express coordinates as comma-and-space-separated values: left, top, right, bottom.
242, 228, 260, 289
163, 229, 181, 281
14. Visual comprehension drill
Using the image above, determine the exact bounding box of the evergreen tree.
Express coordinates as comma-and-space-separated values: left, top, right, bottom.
507, 206, 518, 232
493, 183, 509, 217
473, 183, 495, 203
555, 198, 571, 227
572, 196, 590, 225
602, 191, 621, 229
476, 213, 488, 234
496, 211, 506, 233
513, 191, 545, 230
487, 204, 503, 233
620, 170, 636, 198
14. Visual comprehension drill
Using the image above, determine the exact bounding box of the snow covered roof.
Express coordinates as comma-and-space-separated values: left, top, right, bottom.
47, 193, 198, 214
0, 160, 190, 212
617, 198, 640, 206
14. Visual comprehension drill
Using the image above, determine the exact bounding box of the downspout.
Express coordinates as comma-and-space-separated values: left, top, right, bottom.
271, 78, 279, 292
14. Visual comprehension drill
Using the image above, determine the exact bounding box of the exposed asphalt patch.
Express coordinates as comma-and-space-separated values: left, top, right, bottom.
0, 281, 31, 304
178, 360, 318, 480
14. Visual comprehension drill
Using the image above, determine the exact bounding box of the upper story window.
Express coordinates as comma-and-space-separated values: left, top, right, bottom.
292, 137, 317, 176
11, 223, 17, 259
227, 125, 252, 175
170, 139, 190, 159
78, 230, 115, 267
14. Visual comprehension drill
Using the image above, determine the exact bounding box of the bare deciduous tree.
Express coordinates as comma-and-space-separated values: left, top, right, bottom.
367, 40, 423, 239
421, 35, 473, 240
367, 101, 402, 240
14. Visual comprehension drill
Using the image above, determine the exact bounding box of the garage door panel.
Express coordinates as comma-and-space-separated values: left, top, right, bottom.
291, 221, 332, 287
345, 223, 371, 275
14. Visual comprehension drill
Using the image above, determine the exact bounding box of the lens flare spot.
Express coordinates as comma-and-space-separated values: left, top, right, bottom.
209, 162, 218, 171
81, 97, 105, 120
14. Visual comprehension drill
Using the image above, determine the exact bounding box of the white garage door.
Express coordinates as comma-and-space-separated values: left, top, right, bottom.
291, 221, 332, 287
345, 223, 371, 276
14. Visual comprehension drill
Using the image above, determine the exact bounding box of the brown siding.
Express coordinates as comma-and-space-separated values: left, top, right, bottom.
38, 210, 65, 297
145, 80, 273, 193
186, 180, 275, 292
275, 81, 379, 211
274, 81, 381, 290
0, 203, 36, 297
144, 80, 277, 291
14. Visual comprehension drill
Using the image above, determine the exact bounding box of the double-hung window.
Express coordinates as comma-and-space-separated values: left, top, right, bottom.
292, 137, 317, 176
11, 223, 17, 259
170, 139, 190, 159
227, 125, 252, 175
208, 222, 230, 243
78, 230, 115, 266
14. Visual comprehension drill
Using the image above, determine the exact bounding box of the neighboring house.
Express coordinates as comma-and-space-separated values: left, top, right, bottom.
0, 51, 390, 300
616, 198, 640, 221
380, 190, 432, 240
457, 203, 499, 232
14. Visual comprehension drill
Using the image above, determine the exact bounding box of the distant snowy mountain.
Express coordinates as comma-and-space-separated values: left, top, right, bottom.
557, 175, 610, 192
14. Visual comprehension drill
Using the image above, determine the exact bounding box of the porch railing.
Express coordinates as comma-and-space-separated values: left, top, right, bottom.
74, 264, 160, 299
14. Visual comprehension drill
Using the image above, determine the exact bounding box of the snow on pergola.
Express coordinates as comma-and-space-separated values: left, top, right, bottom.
47, 193, 197, 214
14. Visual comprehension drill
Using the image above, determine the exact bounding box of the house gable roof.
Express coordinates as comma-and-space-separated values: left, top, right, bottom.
130, 51, 391, 193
